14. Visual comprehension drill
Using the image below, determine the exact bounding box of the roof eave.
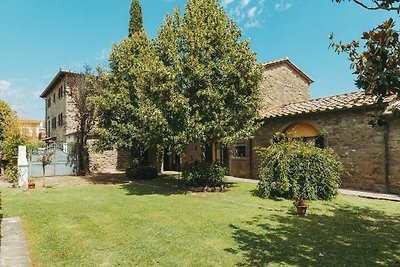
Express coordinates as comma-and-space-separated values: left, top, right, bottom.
262, 57, 314, 84
40, 70, 67, 98
261, 104, 379, 121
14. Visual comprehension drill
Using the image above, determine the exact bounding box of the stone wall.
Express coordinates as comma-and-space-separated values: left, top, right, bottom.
260, 62, 311, 109
89, 147, 130, 173
229, 108, 400, 194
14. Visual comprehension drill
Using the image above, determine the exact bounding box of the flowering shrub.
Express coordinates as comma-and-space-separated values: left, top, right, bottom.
293, 195, 307, 207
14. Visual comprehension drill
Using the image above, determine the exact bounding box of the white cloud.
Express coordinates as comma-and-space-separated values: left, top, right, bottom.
275, 1, 293, 11
0, 80, 11, 93
221, 0, 235, 7
241, 0, 251, 8
223, 0, 265, 28
248, 7, 257, 19
245, 20, 260, 28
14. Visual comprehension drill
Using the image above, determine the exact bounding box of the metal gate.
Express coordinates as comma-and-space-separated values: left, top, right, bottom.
28, 144, 78, 177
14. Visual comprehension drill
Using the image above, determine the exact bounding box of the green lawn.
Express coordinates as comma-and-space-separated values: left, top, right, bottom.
1, 177, 400, 267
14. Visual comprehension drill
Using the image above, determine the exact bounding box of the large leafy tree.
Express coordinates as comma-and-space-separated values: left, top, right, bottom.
330, 1, 400, 103
90, 31, 175, 163
90, 0, 156, 164
155, 0, 262, 147
92, 0, 262, 166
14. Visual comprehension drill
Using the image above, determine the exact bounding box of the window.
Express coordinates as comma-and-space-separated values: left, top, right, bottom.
47, 117, 50, 134
58, 113, 63, 127
53, 93, 56, 103
47, 97, 51, 107
52, 117, 57, 130
58, 86, 63, 99
233, 144, 246, 158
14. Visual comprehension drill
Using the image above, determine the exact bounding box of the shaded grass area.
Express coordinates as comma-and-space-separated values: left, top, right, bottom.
1, 176, 400, 266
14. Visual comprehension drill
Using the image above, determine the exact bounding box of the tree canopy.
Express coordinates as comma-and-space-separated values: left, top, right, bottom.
91, 0, 262, 163
128, 0, 143, 37
330, 0, 400, 102
155, 0, 262, 146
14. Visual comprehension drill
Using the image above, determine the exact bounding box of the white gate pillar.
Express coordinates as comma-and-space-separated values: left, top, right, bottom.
18, 146, 29, 187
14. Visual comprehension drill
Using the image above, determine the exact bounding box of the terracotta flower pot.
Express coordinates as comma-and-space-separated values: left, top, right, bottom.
296, 205, 307, 215
28, 183, 35, 189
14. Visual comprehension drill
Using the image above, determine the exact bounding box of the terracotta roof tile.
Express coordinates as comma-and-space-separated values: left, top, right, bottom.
260, 91, 395, 119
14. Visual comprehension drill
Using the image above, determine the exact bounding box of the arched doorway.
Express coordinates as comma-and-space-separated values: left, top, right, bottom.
283, 122, 325, 148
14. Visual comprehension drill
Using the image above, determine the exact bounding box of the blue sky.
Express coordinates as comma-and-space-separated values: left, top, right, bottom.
0, 0, 396, 120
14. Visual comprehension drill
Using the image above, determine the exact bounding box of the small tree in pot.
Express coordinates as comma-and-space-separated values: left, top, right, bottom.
40, 149, 54, 187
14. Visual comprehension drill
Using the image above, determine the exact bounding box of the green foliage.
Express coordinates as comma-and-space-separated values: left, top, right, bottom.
155, 0, 262, 145
28, 177, 35, 184
329, 19, 400, 100
125, 165, 157, 180
330, 1, 400, 125
0, 100, 29, 183
256, 134, 343, 200
89, 29, 179, 159
129, 0, 143, 37
91, 0, 262, 163
40, 149, 54, 175
182, 160, 227, 187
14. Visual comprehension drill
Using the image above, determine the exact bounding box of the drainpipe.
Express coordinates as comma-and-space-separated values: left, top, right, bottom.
383, 122, 390, 193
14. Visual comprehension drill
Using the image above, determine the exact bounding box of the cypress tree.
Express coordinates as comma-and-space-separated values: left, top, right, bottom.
128, 0, 143, 37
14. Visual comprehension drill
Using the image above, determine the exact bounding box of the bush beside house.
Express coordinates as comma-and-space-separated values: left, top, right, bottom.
256, 133, 343, 200
182, 160, 227, 187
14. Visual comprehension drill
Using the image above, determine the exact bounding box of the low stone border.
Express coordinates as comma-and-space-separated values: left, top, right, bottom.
187, 185, 229, 193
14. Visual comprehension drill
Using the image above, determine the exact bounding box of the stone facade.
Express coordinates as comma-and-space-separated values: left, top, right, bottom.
44, 79, 68, 142
260, 58, 312, 109
88, 147, 131, 173
40, 71, 81, 143
228, 108, 400, 194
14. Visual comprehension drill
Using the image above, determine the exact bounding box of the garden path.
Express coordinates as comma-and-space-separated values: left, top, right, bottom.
0, 217, 31, 267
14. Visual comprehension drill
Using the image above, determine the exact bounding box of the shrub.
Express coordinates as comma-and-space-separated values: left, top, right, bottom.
257, 134, 343, 200
182, 160, 227, 187
125, 165, 158, 180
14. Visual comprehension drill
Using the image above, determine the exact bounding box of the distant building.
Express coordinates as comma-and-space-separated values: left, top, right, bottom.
40, 70, 82, 144
19, 120, 46, 142
40, 70, 130, 173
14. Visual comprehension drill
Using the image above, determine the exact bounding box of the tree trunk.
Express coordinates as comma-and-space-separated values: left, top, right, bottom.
42, 166, 46, 187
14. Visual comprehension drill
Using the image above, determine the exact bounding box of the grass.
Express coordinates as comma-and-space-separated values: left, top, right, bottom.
1, 176, 400, 267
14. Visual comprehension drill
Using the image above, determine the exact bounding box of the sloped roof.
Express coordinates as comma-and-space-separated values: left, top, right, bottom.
262, 57, 314, 84
40, 70, 83, 98
260, 91, 395, 119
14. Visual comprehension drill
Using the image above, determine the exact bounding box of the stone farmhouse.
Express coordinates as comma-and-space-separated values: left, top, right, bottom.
40, 70, 130, 173
41, 58, 400, 193
178, 57, 399, 194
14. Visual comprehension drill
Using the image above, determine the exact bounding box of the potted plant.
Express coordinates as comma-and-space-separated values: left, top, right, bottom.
293, 195, 307, 215
28, 177, 36, 189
